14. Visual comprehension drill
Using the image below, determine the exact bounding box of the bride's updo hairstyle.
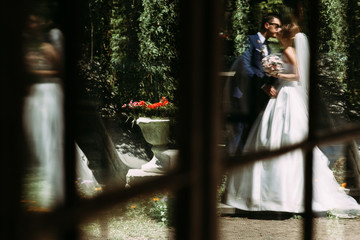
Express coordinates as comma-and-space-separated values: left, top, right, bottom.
280, 23, 301, 45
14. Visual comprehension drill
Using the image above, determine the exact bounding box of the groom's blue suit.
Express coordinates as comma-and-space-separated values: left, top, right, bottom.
225, 34, 274, 154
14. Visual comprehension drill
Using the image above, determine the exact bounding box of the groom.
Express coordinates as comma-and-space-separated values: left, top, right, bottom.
227, 14, 282, 154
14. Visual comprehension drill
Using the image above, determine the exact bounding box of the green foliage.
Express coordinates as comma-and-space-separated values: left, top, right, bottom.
80, 0, 180, 116
110, 1, 129, 67
109, 0, 147, 109
125, 193, 175, 226
317, 0, 350, 119
79, 0, 116, 115
147, 195, 174, 226
87, 0, 112, 63
232, 0, 252, 56
138, 0, 179, 102
217, 174, 228, 213
231, 0, 284, 56
319, 0, 348, 81
258, 0, 284, 9
346, 0, 360, 120
78, 60, 118, 116
256, 0, 285, 25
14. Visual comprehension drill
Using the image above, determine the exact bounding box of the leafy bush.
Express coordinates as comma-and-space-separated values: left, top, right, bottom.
230, 0, 285, 56
78, 59, 119, 116
317, 0, 351, 121
147, 195, 174, 226
138, 0, 180, 102
346, 0, 360, 120
232, 0, 252, 56
110, 0, 147, 110
125, 193, 175, 226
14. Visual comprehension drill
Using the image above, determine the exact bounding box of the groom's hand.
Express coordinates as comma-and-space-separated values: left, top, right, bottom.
262, 84, 278, 98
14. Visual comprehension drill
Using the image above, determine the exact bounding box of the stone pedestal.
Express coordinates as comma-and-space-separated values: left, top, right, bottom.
125, 118, 179, 187
125, 149, 178, 187
136, 117, 173, 173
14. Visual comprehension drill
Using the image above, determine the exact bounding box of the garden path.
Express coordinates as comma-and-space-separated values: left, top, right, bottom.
218, 217, 360, 240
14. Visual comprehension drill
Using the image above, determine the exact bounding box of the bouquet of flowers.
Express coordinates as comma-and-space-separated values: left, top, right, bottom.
262, 54, 284, 77
121, 97, 177, 124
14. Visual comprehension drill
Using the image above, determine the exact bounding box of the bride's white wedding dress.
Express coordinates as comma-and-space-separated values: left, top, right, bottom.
225, 33, 360, 217
23, 83, 101, 208
22, 30, 101, 209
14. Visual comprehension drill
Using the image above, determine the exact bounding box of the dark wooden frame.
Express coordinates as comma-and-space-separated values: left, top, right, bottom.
2, 0, 360, 239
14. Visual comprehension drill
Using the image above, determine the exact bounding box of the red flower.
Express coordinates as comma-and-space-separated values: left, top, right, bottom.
121, 97, 176, 122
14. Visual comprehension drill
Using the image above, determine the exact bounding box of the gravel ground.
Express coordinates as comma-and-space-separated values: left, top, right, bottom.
79, 215, 360, 240
218, 217, 360, 240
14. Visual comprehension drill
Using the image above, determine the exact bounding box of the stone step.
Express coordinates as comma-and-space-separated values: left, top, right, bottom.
125, 169, 163, 188
125, 150, 179, 188
218, 203, 236, 215
349, 188, 360, 196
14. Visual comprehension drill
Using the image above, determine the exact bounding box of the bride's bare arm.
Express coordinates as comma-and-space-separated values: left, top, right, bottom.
276, 47, 299, 81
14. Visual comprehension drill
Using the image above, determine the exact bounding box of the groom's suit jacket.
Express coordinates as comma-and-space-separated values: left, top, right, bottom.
224, 34, 275, 147
242, 34, 269, 79
230, 34, 275, 120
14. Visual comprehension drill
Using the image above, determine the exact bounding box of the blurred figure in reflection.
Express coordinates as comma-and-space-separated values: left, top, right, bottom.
23, 12, 65, 209
22, 11, 100, 209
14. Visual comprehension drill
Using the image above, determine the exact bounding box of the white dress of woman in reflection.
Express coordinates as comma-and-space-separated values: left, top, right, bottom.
225, 23, 360, 217
23, 14, 100, 209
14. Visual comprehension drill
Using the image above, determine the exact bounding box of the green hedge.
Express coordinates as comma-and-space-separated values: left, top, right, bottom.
79, 0, 359, 120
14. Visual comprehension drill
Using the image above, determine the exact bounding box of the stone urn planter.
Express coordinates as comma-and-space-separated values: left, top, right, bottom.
136, 117, 172, 173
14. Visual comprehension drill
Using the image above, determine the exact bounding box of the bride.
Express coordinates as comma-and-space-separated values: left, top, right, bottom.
224, 23, 360, 217
22, 13, 101, 209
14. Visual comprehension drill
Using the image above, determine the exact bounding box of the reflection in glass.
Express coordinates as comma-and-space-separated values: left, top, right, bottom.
21, 5, 101, 211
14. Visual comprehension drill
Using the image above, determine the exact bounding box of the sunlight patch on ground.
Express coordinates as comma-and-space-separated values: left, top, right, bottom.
79, 214, 173, 240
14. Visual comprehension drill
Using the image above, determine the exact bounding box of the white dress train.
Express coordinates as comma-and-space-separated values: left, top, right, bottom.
23, 83, 101, 209
225, 33, 360, 217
